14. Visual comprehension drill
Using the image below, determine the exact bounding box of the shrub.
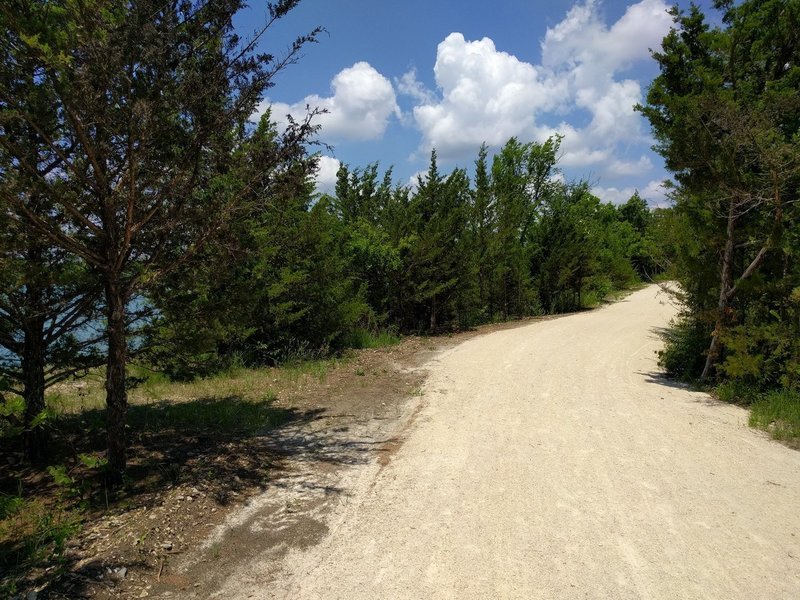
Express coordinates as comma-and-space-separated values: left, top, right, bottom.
657, 316, 710, 380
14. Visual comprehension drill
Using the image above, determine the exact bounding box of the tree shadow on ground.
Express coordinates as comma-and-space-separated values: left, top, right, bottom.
638, 370, 725, 407
0, 393, 390, 597
1, 387, 402, 594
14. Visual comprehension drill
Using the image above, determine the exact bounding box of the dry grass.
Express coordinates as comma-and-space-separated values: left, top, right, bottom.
46, 357, 344, 416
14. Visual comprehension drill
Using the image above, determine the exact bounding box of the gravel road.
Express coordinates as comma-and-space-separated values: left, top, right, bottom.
237, 285, 800, 599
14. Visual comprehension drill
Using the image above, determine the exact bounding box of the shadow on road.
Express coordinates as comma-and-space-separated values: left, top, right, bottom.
638, 371, 725, 407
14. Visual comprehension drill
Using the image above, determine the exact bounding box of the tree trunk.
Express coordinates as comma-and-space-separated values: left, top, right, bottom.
105, 280, 128, 482
22, 314, 46, 463
21, 202, 49, 462
701, 203, 736, 381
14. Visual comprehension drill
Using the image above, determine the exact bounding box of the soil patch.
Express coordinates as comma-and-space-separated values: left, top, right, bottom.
3, 317, 556, 599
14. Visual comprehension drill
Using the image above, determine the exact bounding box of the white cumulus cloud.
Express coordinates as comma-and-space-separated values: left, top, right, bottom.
591, 178, 668, 206
260, 62, 400, 142
408, 33, 566, 159
542, 0, 670, 73
315, 155, 341, 196
400, 0, 672, 180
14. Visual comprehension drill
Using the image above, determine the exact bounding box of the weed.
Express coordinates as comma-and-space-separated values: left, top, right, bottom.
135, 529, 150, 547
750, 389, 800, 444
46, 453, 109, 509
283, 359, 332, 383
210, 543, 221, 560
656, 316, 709, 380
0, 495, 81, 591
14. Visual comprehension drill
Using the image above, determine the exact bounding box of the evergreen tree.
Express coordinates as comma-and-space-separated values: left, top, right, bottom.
0, 0, 320, 477
638, 0, 800, 382
470, 144, 495, 320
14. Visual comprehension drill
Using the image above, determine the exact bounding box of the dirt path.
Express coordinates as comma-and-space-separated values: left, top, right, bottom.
216, 285, 800, 599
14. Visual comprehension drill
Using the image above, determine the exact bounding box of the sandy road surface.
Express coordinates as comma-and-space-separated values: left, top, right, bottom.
229, 285, 800, 599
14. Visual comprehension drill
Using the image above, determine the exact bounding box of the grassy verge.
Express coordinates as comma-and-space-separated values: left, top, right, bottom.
344, 328, 402, 350
749, 389, 800, 446
713, 381, 800, 447
46, 356, 343, 415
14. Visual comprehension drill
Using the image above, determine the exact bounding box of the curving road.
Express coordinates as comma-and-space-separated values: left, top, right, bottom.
243, 285, 800, 599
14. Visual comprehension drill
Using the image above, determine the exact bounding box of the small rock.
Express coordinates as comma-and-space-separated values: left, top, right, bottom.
26, 591, 38, 600
161, 541, 173, 551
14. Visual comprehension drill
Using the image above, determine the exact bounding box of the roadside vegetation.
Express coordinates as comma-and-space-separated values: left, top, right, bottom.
1, 0, 663, 483
638, 1, 800, 444
4, 0, 797, 594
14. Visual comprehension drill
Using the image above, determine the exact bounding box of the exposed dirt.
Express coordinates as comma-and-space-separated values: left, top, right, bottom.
6, 316, 557, 599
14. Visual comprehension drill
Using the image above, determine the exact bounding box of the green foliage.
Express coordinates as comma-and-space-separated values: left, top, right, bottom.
0, 393, 24, 438
344, 328, 401, 350
715, 380, 762, 406
750, 389, 800, 443
1, 0, 322, 474
720, 292, 800, 389
124, 396, 290, 435
657, 316, 710, 380
0, 495, 81, 595
638, 0, 800, 387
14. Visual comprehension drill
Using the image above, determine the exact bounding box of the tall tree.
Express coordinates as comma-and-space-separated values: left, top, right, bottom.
638, 0, 800, 380
469, 144, 495, 318
491, 136, 561, 317
0, 0, 320, 478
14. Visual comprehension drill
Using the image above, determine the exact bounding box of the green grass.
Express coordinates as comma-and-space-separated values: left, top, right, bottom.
0, 495, 81, 597
344, 328, 401, 350
712, 381, 800, 446
125, 394, 288, 435
281, 358, 337, 383
749, 389, 800, 443
715, 380, 762, 405
45, 357, 342, 416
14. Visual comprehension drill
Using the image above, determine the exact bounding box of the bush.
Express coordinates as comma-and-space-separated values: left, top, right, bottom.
720, 317, 800, 390
657, 316, 710, 380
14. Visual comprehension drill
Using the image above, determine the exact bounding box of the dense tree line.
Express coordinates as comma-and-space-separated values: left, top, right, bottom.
1, 0, 660, 478
638, 0, 799, 396
151, 134, 662, 376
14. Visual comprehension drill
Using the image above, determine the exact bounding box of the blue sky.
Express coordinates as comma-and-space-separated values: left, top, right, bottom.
241, 0, 717, 206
